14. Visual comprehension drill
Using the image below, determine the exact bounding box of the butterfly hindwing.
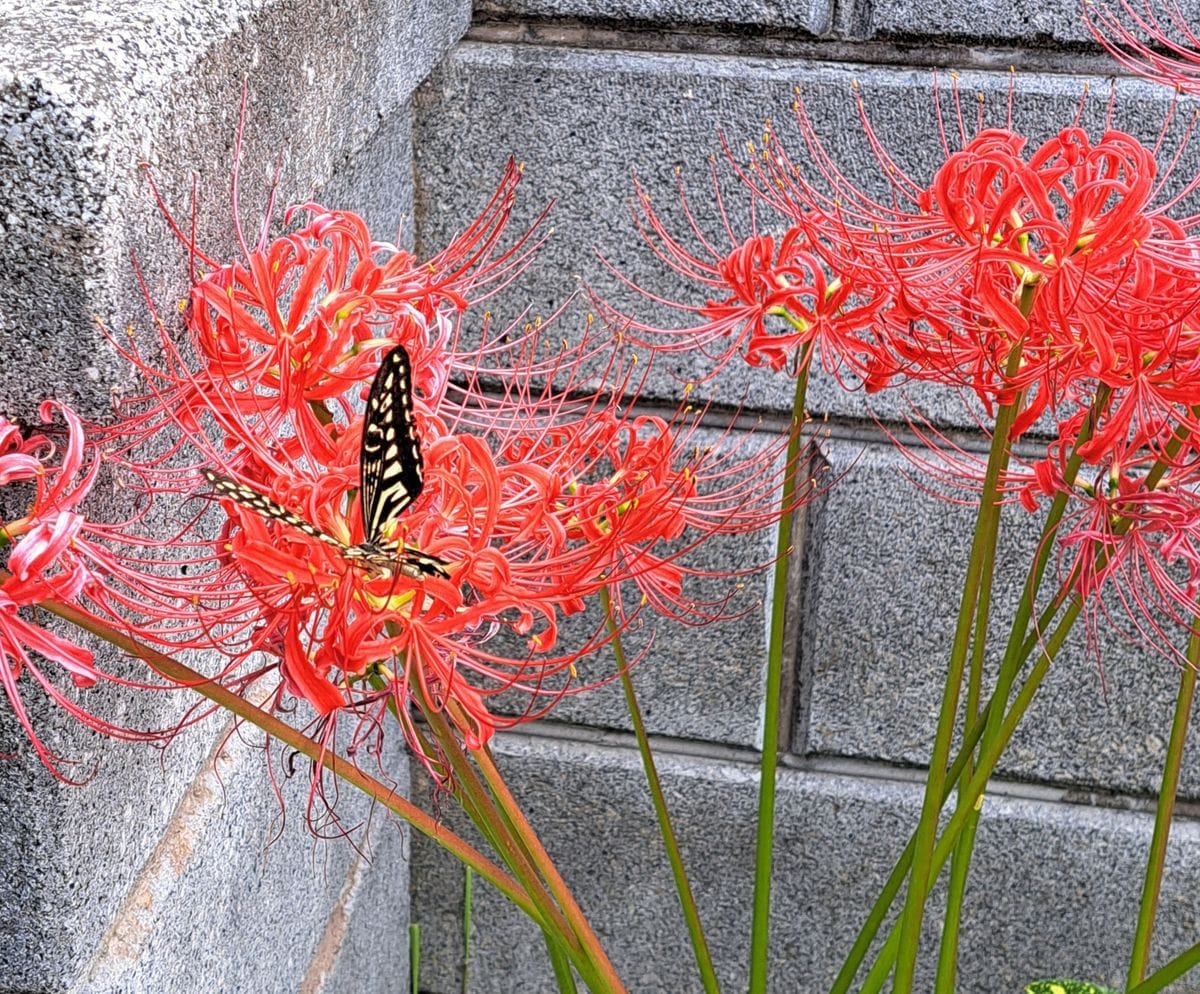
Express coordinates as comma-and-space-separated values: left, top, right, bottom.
360, 344, 425, 545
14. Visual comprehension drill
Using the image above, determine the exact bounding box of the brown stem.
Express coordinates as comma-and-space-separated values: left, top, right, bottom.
31, 590, 535, 917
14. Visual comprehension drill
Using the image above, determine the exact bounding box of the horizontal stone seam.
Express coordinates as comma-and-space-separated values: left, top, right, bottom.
463, 21, 1130, 77
490, 721, 1200, 820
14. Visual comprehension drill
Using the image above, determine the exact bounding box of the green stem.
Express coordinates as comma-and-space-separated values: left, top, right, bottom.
833, 413, 1186, 992
894, 354, 1023, 994
463, 866, 474, 994
1128, 938, 1200, 994
828, 696, 993, 994
410, 923, 421, 994
936, 439, 1003, 992
862, 599, 1077, 993
545, 932, 581, 994
1127, 627, 1199, 988
600, 586, 722, 994
750, 342, 813, 994
937, 384, 1111, 989
471, 739, 628, 994
418, 701, 604, 989
382, 672, 615, 993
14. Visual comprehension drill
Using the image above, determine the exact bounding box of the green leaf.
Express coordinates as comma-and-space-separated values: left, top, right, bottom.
1025, 981, 1118, 994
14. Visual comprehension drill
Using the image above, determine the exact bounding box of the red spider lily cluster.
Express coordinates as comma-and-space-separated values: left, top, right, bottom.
0, 404, 165, 779
622, 84, 1200, 655
0, 163, 791, 781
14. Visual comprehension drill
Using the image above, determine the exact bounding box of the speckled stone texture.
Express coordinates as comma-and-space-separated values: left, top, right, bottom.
475, 0, 830, 33
407, 23, 1200, 993
0, 0, 467, 419
833, 0, 1094, 44
414, 43, 1199, 426
411, 735, 1200, 994
798, 436, 1200, 800
72, 723, 412, 994
0, 1, 462, 991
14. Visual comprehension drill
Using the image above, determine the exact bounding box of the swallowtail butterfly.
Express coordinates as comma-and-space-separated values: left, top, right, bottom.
202, 344, 451, 581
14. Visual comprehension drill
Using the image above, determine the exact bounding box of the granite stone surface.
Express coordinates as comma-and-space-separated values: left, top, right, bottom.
475, 0, 831, 34
0, 1, 463, 989
0, 0, 468, 419
0, 686, 212, 992
323, 807, 413, 994
73, 721, 409, 994
414, 43, 1199, 426
834, 0, 1097, 44
321, 102, 416, 251
800, 434, 1200, 800
411, 733, 1200, 993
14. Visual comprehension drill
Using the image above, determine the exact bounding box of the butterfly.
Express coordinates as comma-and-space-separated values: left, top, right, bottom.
202, 344, 451, 581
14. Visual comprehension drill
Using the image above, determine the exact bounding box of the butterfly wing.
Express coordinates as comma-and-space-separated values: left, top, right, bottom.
201, 468, 350, 556
359, 344, 425, 546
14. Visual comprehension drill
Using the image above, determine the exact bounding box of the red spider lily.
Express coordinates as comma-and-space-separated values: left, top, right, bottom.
626, 85, 1200, 660
108, 359, 791, 778
114, 156, 551, 468
100, 174, 795, 781
1086, 0, 1200, 95
496, 406, 793, 628
0, 403, 163, 781
1012, 425, 1200, 662
608, 170, 892, 386
635, 90, 1200, 449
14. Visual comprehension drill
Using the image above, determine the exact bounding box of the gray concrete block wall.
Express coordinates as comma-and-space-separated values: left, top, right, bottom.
409, 4, 1200, 992
1, 1, 466, 991
413, 737, 1200, 994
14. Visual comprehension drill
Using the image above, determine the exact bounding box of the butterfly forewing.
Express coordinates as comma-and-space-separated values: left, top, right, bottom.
201, 468, 351, 557
360, 344, 425, 545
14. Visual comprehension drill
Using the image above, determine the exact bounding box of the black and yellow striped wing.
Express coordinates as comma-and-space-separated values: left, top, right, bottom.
359, 344, 425, 545
201, 344, 450, 581
201, 468, 349, 556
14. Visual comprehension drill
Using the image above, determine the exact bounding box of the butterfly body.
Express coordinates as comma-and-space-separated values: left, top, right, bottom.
202, 345, 451, 581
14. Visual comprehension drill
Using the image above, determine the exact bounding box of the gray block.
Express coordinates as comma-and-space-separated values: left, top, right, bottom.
0, 0, 469, 418
415, 44, 1194, 428
476, 0, 830, 34
73, 721, 408, 994
835, 0, 1096, 44
2, 1, 468, 988
801, 434, 1200, 799
323, 804, 413, 994
321, 103, 416, 251
2, 655, 414, 992
411, 733, 1200, 993
484, 423, 791, 750
0, 675, 212, 992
